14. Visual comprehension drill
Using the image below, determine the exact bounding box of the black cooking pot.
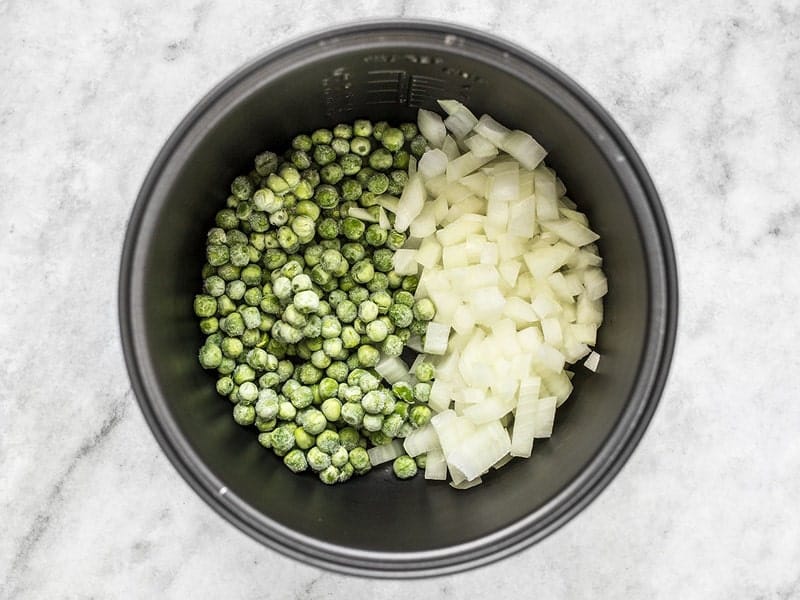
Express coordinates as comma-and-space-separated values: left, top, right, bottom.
119, 20, 677, 577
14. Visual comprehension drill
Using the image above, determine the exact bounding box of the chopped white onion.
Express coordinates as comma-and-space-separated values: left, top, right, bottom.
446, 151, 494, 182
418, 108, 446, 148
391, 101, 606, 490
368, 440, 406, 466
423, 322, 451, 355
438, 99, 478, 139
347, 207, 378, 222
403, 423, 441, 457
503, 130, 547, 170
392, 248, 419, 276
464, 133, 499, 158
584, 350, 600, 372
394, 174, 426, 232
418, 148, 449, 180
474, 114, 511, 147
375, 357, 409, 384
441, 135, 461, 160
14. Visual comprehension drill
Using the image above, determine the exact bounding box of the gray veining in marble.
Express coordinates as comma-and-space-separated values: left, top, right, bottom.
1, 0, 799, 598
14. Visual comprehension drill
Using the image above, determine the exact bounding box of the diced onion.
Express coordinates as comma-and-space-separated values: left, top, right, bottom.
388, 101, 606, 490
418, 149, 449, 180
584, 350, 600, 372
375, 357, 409, 384
347, 207, 378, 222
424, 448, 448, 480
368, 440, 405, 466
418, 108, 446, 148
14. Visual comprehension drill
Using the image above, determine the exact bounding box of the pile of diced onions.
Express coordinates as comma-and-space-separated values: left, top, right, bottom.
376, 101, 607, 489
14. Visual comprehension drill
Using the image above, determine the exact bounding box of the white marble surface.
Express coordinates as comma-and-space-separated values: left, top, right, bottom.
1, 0, 799, 597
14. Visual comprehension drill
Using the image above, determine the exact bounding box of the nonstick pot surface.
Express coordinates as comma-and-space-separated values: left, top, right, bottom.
119, 21, 677, 577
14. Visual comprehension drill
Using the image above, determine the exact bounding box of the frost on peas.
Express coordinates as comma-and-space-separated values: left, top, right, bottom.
331, 138, 350, 156
357, 345, 380, 368
370, 291, 392, 314
366, 172, 389, 195
351, 259, 374, 284
381, 413, 404, 438
243, 287, 262, 307
330, 446, 349, 469
270, 425, 296, 456
341, 217, 366, 241
325, 360, 349, 382
388, 304, 413, 328
349, 446, 371, 474
364, 224, 388, 247
372, 248, 394, 273
358, 372, 379, 393
319, 465, 340, 485
392, 455, 418, 479
307, 447, 331, 472
215, 209, 238, 231
320, 248, 344, 273
232, 364, 256, 385
341, 242, 366, 264
225, 280, 246, 301
293, 290, 320, 314
366, 272, 389, 293
290, 274, 312, 295
294, 427, 315, 450
321, 397, 342, 422
278, 400, 297, 421
233, 403, 256, 426
302, 315, 322, 339
348, 286, 369, 305
255, 390, 279, 420
316, 430, 340, 454
365, 319, 388, 343
217, 357, 236, 375
368, 148, 393, 171
216, 376, 235, 396
255, 416, 277, 432
240, 306, 262, 330
283, 449, 308, 473
361, 390, 385, 415
335, 300, 358, 324
259, 371, 281, 390
315, 185, 340, 210
273, 276, 292, 300
220, 337, 244, 358
413, 383, 432, 405
203, 276, 226, 297
289, 385, 314, 409
302, 409, 328, 436
392, 381, 413, 404
291, 215, 316, 243
269, 208, 289, 227
338, 427, 360, 451
321, 163, 344, 185
341, 402, 364, 427
311, 349, 331, 370
318, 377, 339, 400
409, 405, 432, 428
414, 361, 435, 383
206, 244, 229, 267
193, 294, 217, 318
381, 334, 404, 357
198, 344, 222, 369
239, 381, 258, 404
362, 413, 384, 432
341, 385, 362, 404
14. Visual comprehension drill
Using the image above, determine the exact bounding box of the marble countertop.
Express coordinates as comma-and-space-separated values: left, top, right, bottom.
2, 1, 799, 597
